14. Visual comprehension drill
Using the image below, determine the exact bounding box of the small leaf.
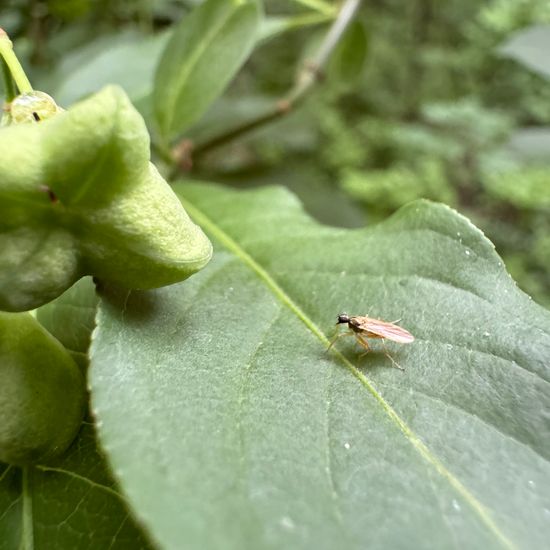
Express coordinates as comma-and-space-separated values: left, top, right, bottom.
153, 0, 261, 140
90, 183, 550, 550
330, 20, 368, 83
36, 277, 98, 356
0, 85, 212, 311
499, 24, 550, 79
0, 423, 153, 549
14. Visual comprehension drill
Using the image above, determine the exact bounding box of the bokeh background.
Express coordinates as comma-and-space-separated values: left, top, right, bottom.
2, 0, 549, 307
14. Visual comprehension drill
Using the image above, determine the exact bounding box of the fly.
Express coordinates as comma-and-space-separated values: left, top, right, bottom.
328, 312, 414, 371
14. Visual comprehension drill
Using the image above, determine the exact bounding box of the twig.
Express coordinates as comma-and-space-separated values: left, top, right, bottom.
179, 0, 363, 168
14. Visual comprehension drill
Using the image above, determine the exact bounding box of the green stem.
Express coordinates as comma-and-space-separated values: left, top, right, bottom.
1, 58, 16, 101
0, 28, 33, 94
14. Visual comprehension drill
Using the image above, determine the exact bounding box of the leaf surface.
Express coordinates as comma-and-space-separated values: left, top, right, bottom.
90, 183, 550, 550
153, 0, 261, 140
0, 423, 153, 550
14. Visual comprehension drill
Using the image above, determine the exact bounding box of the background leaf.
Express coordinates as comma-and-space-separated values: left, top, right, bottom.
499, 24, 550, 79
45, 31, 170, 110
153, 0, 261, 141
0, 423, 153, 550
90, 183, 550, 550
329, 20, 368, 84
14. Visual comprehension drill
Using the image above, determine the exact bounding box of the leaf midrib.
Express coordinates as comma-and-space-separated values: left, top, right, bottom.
21, 467, 33, 550
179, 196, 516, 550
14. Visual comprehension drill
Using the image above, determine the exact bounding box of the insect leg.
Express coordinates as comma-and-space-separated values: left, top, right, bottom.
327, 330, 354, 351
382, 339, 405, 371
355, 334, 372, 357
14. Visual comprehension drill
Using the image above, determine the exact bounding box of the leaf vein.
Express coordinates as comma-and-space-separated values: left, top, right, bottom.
36, 466, 126, 501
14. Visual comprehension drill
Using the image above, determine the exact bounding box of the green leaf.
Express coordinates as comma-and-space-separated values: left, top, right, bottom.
330, 20, 368, 84
90, 183, 550, 550
48, 30, 171, 108
499, 24, 550, 80
0, 85, 212, 312
506, 127, 550, 162
36, 277, 98, 356
0, 422, 153, 550
153, 0, 261, 141
482, 164, 550, 209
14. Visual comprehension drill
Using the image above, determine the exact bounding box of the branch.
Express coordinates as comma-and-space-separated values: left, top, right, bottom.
180, 0, 363, 167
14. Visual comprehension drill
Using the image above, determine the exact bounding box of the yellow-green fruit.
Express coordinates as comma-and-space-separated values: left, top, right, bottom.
0, 312, 86, 465
9, 91, 64, 124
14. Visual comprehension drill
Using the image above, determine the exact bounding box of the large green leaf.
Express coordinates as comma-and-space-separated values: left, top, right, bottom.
0, 422, 153, 550
90, 183, 550, 550
153, 0, 261, 141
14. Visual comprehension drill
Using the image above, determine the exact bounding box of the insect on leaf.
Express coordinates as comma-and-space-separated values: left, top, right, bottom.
90, 183, 550, 550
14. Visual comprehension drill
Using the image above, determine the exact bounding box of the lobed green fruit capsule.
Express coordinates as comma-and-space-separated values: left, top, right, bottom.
0, 312, 86, 465
0, 85, 212, 312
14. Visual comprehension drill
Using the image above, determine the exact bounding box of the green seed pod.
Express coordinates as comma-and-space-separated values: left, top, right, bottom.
0, 312, 86, 465
0, 85, 212, 312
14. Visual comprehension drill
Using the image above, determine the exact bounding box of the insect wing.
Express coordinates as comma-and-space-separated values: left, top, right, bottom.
357, 317, 414, 343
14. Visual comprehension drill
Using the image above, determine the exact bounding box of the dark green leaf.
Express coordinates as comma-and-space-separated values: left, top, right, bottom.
153, 0, 261, 141
0, 423, 153, 550
330, 20, 368, 83
90, 183, 550, 550
36, 277, 98, 356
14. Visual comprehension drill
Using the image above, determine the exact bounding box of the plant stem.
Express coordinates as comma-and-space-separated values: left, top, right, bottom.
1, 58, 16, 101
187, 0, 362, 165
0, 28, 33, 94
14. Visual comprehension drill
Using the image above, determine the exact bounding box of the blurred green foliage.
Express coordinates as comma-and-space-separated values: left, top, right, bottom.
1, 0, 549, 307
